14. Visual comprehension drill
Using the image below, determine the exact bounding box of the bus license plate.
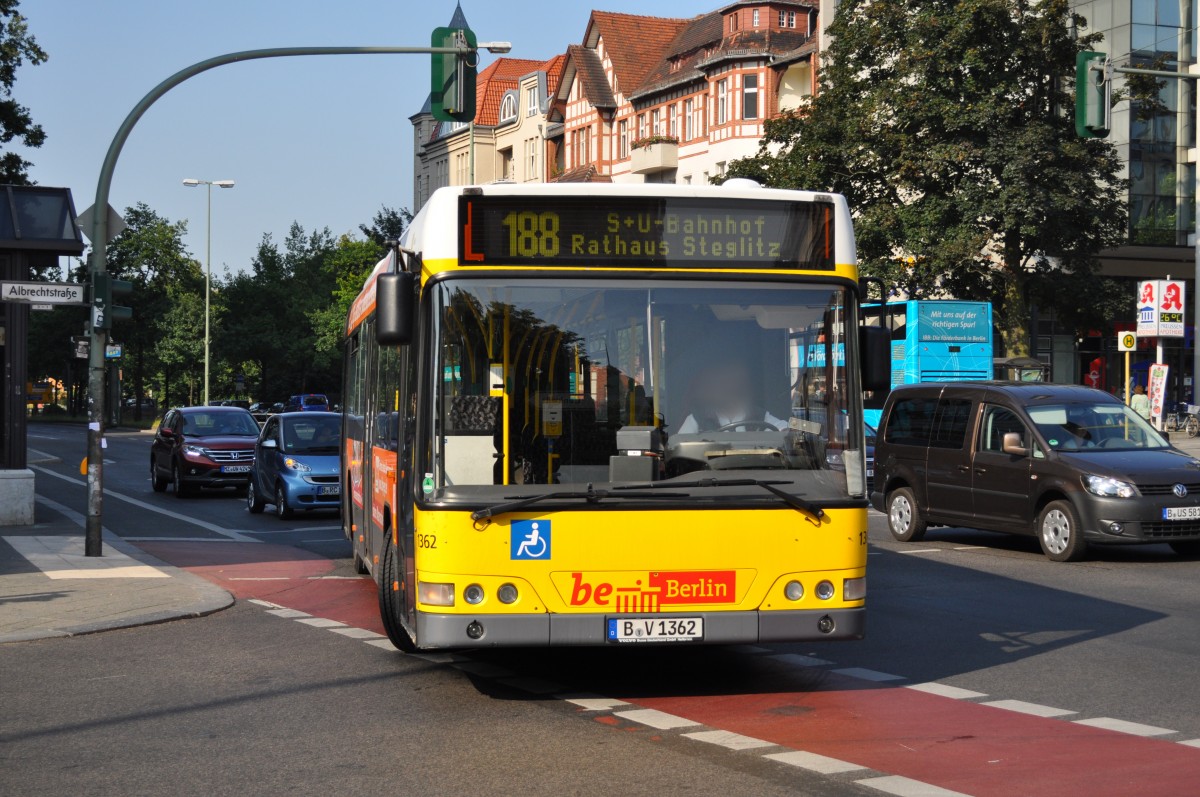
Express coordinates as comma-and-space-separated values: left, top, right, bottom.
1163, 506, 1200, 520
607, 617, 703, 643
317, 485, 340, 496
221, 465, 251, 474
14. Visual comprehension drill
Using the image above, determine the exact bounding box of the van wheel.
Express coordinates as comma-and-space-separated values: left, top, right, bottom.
1169, 540, 1200, 557
1038, 500, 1087, 562
886, 487, 926, 542
379, 533, 417, 652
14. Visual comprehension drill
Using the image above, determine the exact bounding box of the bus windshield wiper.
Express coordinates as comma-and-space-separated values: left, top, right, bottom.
613, 478, 826, 522
470, 483, 689, 522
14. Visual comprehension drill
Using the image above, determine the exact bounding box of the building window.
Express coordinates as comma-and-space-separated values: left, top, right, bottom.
527, 138, 538, 180
729, 13, 739, 32
526, 86, 538, 117
668, 103, 677, 138
499, 147, 513, 180
743, 74, 759, 120
652, 108, 661, 135
717, 79, 728, 125
779, 10, 796, 28
500, 94, 517, 121
752, 9, 759, 27
637, 113, 646, 140
695, 96, 706, 136
684, 98, 694, 140
618, 119, 629, 158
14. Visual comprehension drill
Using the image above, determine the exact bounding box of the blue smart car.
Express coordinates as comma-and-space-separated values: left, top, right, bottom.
247, 411, 341, 518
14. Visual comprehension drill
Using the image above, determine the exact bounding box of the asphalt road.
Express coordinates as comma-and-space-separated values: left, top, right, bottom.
7, 422, 1200, 796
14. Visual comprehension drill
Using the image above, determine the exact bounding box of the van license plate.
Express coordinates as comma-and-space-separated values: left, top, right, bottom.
606, 617, 703, 643
1163, 506, 1200, 520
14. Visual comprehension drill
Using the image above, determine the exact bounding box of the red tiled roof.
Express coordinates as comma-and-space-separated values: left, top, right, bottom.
589, 11, 691, 95
566, 44, 616, 109
552, 164, 612, 183
543, 53, 567, 96
475, 57, 547, 126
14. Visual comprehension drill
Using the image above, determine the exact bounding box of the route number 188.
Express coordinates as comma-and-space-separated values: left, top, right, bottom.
502, 211, 560, 257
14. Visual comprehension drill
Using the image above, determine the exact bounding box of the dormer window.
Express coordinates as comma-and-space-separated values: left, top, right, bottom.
500, 93, 517, 121
752, 9, 760, 27
729, 13, 739, 32
779, 10, 796, 28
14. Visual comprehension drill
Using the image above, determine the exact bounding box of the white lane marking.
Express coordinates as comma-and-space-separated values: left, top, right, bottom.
330, 627, 385, 640
771, 652, 834, 667
123, 537, 244, 542
2, 534, 169, 579
227, 577, 290, 581
307, 575, 365, 580
497, 676, 566, 694
764, 750, 867, 774
834, 667, 904, 682
364, 639, 398, 650
1072, 717, 1176, 736
896, 548, 941, 555
613, 708, 701, 730
981, 699, 1077, 718
295, 617, 347, 628
247, 599, 279, 608
1179, 739, 1200, 748
906, 683, 988, 700
265, 608, 310, 619
953, 546, 987, 551
31, 465, 258, 543
857, 775, 973, 797
560, 695, 632, 711
682, 730, 774, 751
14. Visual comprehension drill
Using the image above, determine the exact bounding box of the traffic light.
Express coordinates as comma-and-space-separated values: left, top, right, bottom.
1075, 51, 1110, 139
431, 26, 477, 123
91, 272, 133, 330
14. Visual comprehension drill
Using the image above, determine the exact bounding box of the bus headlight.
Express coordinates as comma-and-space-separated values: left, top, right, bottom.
464, 584, 485, 605
497, 583, 519, 604
815, 580, 835, 600
843, 577, 866, 601
784, 581, 804, 601
418, 581, 455, 606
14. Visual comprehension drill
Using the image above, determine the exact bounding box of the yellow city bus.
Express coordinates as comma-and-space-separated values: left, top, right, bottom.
344, 182, 888, 651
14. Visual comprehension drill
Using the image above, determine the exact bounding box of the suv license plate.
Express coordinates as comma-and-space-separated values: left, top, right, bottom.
606, 617, 703, 644
221, 465, 251, 474
1163, 506, 1200, 520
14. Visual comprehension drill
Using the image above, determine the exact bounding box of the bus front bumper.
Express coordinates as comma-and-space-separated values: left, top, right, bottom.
415, 607, 865, 649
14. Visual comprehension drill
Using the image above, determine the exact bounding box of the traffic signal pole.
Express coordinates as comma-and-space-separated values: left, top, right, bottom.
83, 42, 490, 556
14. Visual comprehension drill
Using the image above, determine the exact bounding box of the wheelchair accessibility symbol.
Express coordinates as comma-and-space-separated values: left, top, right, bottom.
511, 519, 551, 560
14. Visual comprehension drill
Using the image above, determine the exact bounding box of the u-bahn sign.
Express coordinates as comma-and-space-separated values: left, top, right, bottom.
1, 281, 86, 305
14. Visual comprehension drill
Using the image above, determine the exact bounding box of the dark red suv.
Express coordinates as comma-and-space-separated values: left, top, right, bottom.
151, 406, 260, 497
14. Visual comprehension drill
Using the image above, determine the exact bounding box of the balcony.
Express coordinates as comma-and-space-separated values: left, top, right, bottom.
630, 138, 679, 175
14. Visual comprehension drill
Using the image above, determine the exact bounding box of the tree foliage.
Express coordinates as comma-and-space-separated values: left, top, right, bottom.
0, 1, 45, 183
727, 0, 1128, 355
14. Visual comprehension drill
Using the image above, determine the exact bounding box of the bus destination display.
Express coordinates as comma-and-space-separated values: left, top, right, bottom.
460, 196, 834, 270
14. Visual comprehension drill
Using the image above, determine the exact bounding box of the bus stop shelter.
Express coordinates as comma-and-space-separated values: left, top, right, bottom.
0, 185, 85, 524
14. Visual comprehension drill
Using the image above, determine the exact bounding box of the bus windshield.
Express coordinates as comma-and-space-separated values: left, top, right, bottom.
427, 279, 864, 500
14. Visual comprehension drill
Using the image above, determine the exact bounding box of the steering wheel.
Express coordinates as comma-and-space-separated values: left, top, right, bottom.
716, 420, 780, 432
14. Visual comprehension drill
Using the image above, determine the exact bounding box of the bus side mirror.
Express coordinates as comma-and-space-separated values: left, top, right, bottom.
860, 326, 890, 393
377, 271, 416, 345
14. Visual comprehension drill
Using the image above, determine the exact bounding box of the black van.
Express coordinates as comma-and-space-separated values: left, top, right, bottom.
871, 382, 1200, 561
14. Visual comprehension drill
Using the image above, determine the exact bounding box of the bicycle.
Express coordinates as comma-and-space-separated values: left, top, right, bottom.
1185, 404, 1200, 438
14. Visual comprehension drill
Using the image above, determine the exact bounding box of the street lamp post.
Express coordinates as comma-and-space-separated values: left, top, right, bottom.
182, 177, 234, 406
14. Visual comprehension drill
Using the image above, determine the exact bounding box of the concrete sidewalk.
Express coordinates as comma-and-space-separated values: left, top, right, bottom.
0, 499, 233, 644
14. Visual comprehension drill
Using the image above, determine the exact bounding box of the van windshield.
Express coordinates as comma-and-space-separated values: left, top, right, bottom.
1027, 403, 1169, 451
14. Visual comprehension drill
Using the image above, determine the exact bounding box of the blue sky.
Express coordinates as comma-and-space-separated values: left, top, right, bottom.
19, 0, 720, 275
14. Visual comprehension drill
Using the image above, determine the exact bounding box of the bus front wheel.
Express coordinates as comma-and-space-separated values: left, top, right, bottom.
379, 534, 418, 653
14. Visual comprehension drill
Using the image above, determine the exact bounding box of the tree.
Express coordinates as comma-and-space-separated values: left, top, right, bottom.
104, 204, 198, 419
358, 205, 412, 248
727, 0, 1128, 355
0, 1, 46, 183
